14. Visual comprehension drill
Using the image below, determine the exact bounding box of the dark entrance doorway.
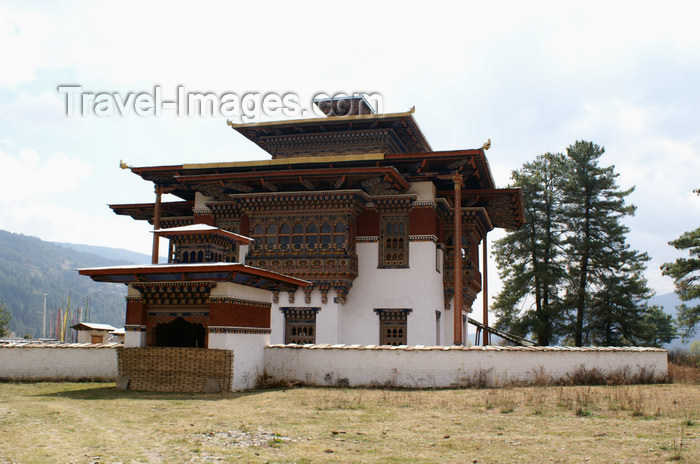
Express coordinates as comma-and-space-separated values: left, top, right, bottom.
154, 317, 206, 347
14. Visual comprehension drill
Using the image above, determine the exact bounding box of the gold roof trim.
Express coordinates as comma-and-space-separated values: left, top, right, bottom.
183, 152, 385, 170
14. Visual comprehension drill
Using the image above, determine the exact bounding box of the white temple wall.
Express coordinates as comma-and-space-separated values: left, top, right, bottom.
341, 240, 444, 345
208, 332, 269, 390
194, 192, 213, 211
442, 298, 470, 346
263, 345, 668, 388
270, 288, 342, 344
239, 244, 249, 263
124, 330, 146, 347
270, 303, 285, 345
407, 181, 436, 202
316, 293, 341, 344
210, 282, 272, 302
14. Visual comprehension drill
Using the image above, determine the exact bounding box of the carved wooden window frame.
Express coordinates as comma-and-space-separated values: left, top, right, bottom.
375, 308, 411, 346
379, 214, 409, 268
281, 307, 319, 345
249, 217, 348, 254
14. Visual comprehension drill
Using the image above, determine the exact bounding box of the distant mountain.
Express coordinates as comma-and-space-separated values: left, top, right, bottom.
649, 292, 699, 349
53, 241, 155, 264
0, 229, 128, 338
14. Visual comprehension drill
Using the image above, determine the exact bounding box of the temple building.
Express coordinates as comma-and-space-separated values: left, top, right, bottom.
81, 96, 524, 354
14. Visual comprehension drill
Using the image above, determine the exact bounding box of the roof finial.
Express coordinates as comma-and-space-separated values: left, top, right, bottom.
482, 139, 491, 151
119, 160, 132, 170
409, 106, 415, 114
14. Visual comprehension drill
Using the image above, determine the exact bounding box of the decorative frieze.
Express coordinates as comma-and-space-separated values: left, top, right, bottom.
372, 195, 416, 211
409, 234, 438, 242
228, 190, 370, 212
209, 296, 270, 309
147, 307, 209, 318
131, 282, 216, 305
124, 324, 146, 332
208, 326, 271, 334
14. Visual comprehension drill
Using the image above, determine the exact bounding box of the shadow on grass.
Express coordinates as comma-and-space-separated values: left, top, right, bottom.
25, 383, 283, 401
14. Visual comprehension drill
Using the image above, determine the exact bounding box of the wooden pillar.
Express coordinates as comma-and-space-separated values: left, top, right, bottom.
453, 173, 463, 345
482, 232, 489, 346
151, 186, 162, 264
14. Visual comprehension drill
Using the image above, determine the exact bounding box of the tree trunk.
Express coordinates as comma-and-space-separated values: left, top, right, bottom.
575, 186, 591, 347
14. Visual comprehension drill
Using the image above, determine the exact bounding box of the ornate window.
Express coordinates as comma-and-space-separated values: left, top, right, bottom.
266, 224, 278, 247
282, 308, 319, 344
379, 214, 408, 268
279, 223, 290, 248
292, 223, 304, 249
252, 224, 263, 249
249, 217, 348, 254
375, 308, 411, 346
334, 222, 345, 246
307, 223, 318, 247
320, 222, 332, 247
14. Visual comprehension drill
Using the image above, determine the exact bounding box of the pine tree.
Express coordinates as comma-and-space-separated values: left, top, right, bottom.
492, 153, 567, 345
662, 220, 700, 339
494, 141, 672, 347
0, 301, 11, 338
561, 141, 661, 346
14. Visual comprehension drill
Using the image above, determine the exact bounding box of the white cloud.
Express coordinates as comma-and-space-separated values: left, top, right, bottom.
0, 90, 72, 128
0, 148, 93, 202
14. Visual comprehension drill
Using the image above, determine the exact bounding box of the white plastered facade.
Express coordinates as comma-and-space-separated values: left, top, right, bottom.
268, 181, 468, 346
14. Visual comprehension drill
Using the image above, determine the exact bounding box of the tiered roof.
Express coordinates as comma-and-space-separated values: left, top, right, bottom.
110, 104, 525, 230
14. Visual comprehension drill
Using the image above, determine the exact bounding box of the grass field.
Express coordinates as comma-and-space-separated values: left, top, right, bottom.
0, 380, 697, 463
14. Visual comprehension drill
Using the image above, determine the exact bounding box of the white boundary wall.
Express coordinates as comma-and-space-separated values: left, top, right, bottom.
264, 345, 668, 388
0, 344, 118, 381
0, 343, 668, 389
208, 333, 268, 391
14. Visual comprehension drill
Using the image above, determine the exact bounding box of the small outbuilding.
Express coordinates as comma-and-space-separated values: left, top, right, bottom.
109, 327, 125, 344
71, 322, 117, 344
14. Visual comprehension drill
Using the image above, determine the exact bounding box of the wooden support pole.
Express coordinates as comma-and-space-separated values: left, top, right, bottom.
151, 186, 162, 264
482, 232, 489, 346
453, 173, 463, 345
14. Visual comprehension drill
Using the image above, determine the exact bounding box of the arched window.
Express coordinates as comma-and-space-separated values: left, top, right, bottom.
292, 224, 304, 249
197, 251, 204, 262
279, 224, 290, 247
252, 224, 263, 248
334, 223, 345, 245
306, 223, 318, 245
266, 224, 278, 246
320, 222, 332, 245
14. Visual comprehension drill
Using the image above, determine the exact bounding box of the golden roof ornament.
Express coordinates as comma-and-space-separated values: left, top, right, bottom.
409, 106, 416, 114
119, 160, 132, 170
482, 139, 491, 151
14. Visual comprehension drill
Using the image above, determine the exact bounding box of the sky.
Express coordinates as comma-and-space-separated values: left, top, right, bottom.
1, 0, 699, 314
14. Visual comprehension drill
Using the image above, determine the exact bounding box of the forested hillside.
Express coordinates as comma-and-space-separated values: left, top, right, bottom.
0, 229, 129, 337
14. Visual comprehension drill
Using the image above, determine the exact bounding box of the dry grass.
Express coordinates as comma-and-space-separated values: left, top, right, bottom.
0, 381, 698, 463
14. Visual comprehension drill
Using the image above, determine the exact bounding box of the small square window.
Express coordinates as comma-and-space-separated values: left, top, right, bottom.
282, 308, 319, 344
375, 308, 411, 345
